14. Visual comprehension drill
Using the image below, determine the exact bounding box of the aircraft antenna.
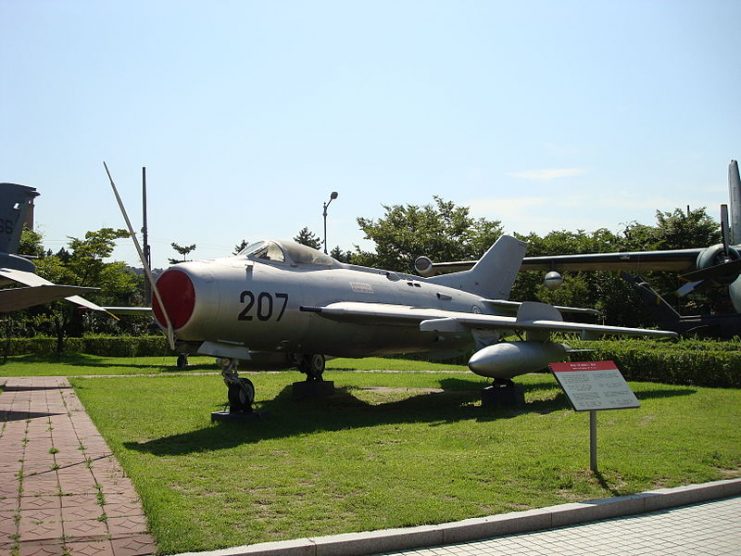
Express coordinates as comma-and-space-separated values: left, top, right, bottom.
103, 162, 175, 350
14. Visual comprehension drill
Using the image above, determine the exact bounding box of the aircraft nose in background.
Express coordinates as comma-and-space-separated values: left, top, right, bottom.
153, 269, 196, 330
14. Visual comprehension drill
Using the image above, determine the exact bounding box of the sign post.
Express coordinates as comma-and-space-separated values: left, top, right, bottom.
590, 411, 597, 472
549, 361, 639, 473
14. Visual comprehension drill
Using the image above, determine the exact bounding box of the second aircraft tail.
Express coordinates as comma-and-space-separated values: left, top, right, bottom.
0, 183, 38, 255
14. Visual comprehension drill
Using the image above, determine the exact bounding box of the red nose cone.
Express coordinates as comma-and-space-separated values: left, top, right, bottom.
153, 269, 196, 330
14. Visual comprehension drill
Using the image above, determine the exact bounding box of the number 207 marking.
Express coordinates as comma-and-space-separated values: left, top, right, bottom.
238, 291, 288, 322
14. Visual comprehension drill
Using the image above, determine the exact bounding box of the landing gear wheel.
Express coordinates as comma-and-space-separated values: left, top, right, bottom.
482, 379, 524, 408
298, 354, 325, 381
493, 378, 515, 389
176, 354, 189, 369
227, 378, 255, 413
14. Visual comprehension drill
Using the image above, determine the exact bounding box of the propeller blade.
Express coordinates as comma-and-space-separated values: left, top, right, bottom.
681, 258, 741, 283
675, 280, 703, 298
103, 162, 176, 350
721, 204, 730, 256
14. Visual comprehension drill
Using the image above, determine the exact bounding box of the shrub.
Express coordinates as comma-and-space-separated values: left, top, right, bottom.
1, 335, 170, 357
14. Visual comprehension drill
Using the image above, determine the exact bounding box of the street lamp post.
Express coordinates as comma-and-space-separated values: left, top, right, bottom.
322, 191, 339, 254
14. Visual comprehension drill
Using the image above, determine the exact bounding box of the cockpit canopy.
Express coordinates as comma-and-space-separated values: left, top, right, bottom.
238, 240, 340, 267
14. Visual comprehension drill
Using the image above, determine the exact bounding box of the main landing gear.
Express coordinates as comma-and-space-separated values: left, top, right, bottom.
297, 354, 326, 381
293, 354, 335, 399
481, 378, 525, 408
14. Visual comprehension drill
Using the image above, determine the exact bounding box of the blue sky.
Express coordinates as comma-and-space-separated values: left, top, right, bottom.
1, 0, 739, 269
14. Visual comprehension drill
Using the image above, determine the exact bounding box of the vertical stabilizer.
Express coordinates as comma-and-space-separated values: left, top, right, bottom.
0, 183, 38, 254
729, 160, 741, 245
427, 235, 527, 299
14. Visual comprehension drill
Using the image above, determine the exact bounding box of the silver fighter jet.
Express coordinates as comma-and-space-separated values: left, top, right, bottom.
155, 237, 677, 411
106, 166, 676, 412
106, 166, 677, 413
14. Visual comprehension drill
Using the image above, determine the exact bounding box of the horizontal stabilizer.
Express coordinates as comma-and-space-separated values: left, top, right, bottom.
516, 301, 563, 323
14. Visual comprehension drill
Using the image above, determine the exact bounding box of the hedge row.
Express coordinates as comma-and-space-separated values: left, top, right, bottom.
568, 340, 741, 388
2, 335, 739, 388
1, 335, 170, 357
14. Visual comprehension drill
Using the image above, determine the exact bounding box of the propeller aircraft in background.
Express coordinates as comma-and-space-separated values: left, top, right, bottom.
105, 164, 676, 414
417, 160, 741, 338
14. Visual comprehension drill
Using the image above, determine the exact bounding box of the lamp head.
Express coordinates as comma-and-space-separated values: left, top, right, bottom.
330, 191, 338, 200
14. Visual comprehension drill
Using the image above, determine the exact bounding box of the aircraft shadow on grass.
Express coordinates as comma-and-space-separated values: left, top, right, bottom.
122, 379, 696, 457
0, 353, 217, 372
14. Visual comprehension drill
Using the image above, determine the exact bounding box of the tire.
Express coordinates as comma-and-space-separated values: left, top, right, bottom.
299, 354, 325, 381
227, 378, 255, 411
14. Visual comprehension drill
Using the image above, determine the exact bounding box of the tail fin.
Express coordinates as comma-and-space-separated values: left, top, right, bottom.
729, 160, 741, 245
427, 235, 527, 299
0, 183, 38, 254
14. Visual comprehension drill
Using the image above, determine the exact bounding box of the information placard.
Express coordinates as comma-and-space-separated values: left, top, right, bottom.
549, 360, 639, 412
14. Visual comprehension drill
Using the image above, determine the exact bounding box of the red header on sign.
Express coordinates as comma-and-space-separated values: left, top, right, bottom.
549, 360, 617, 372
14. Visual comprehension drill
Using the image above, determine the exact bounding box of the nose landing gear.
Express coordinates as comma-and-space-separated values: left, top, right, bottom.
220, 358, 255, 413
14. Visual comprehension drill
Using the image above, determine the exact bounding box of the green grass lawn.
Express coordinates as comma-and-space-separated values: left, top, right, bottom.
62, 369, 741, 554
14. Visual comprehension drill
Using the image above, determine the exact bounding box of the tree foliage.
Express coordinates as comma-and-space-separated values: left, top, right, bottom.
354, 196, 503, 272
293, 227, 322, 250
169, 242, 196, 264
355, 199, 726, 327
233, 239, 250, 255
10, 228, 148, 346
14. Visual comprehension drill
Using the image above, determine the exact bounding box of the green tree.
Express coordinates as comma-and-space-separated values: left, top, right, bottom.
330, 245, 353, 263
169, 242, 196, 264
293, 227, 322, 250
30, 228, 143, 349
233, 239, 250, 255
17, 226, 45, 258
354, 196, 503, 272
621, 207, 721, 251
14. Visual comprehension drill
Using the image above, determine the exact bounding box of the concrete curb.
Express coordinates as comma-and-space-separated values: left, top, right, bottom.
176, 478, 741, 556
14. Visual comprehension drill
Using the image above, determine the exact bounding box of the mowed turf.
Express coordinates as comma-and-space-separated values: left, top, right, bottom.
60, 366, 741, 554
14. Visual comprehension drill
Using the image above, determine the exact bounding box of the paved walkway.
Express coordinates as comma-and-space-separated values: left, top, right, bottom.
0, 377, 156, 556
384, 496, 741, 556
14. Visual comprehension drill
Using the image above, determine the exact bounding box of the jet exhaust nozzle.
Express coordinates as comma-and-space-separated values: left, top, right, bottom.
468, 342, 568, 379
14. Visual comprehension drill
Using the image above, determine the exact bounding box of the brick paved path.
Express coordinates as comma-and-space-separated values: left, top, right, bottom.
0, 377, 156, 555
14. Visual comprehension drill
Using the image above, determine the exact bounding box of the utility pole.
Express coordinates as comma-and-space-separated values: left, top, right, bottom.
142, 167, 152, 305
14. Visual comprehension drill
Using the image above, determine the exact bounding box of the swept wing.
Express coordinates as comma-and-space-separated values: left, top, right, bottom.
0, 285, 98, 312
430, 249, 703, 275
0, 267, 110, 315
301, 301, 676, 339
